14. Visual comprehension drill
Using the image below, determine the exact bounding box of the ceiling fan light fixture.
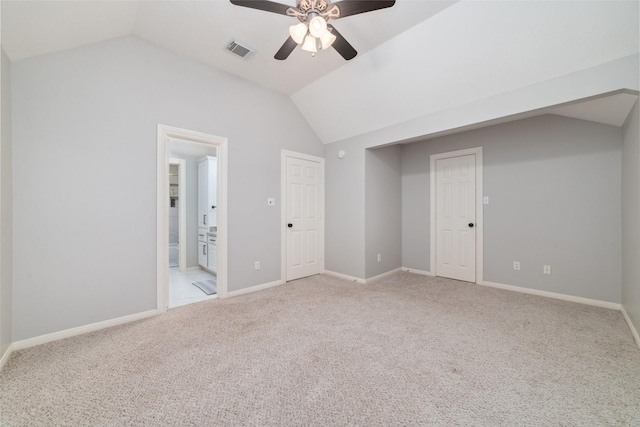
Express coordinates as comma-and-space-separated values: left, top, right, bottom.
308, 15, 328, 38
289, 22, 308, 44
320, 31, 336, 49
301, 35, 318, 53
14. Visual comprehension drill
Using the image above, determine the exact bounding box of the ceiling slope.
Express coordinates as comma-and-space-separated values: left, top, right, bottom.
1, 0, 457, 95
1, 1, 138, 61
292, 1, 640, 144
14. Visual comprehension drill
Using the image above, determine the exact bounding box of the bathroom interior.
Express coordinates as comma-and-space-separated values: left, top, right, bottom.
168, 138, 219, 308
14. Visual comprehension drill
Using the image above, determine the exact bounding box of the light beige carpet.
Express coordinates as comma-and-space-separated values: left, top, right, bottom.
1, 272, 639, 426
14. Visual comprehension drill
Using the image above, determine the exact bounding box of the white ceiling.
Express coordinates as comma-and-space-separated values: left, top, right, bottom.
1, 0, 638, 144
291, 1, 639, 143
550, 93, 639, 127
1, 0, 456, 95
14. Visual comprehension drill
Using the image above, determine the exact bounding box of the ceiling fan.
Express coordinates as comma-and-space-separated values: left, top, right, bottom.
230, 0, 396, 60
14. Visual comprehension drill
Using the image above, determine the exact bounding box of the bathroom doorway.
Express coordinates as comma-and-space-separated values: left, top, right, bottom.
167, 140, 218, 308
157, 125, 228, 312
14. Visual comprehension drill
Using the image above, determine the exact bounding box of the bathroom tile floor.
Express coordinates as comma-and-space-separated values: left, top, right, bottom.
169, 267, 217, 308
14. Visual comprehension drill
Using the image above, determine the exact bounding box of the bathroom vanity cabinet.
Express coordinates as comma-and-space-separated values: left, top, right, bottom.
208, 234, 217, 272
197, 156, 217, 230
198, 229, 208, 269
197, 156, 218, 272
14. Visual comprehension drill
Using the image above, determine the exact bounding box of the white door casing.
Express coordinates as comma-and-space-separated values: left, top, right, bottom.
430, 147, 483, 284
282, 151, 324, 282
436, 155, 476, 282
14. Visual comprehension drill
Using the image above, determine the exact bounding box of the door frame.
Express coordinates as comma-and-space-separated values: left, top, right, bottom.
157, 124, 229, 313
430, 147, 484, 283
280, 150, 325, 282
169, 158, 187, 272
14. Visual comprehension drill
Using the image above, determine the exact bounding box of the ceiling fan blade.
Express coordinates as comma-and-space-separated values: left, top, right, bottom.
275, 36, 298, 60
230, 0, 293, 15
332, 0, 396, 18
327, 25, 357, 60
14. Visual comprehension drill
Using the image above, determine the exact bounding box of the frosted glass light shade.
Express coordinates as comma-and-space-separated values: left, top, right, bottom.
289, 23, 307, 44
320, 31, 336, 49
301, 35, 318, 53
308, 16, 328, 38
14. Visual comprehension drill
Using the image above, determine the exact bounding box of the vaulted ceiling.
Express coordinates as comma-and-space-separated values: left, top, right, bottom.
1, 0, 456, 95
2, 1, 639, 145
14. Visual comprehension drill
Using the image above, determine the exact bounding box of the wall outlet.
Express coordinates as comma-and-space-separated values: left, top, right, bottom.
513, 261, 520, 271
377, 253, 382, 262
255, 261, 260, 270
543, 265, 551, 275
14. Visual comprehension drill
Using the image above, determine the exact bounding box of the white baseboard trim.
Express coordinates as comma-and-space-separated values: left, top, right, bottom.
323, 270, 365, 284
364, 268, 403, 283
621, 306, 640, 350
402, 268, 435, 277
225, 279, 285, 298
480, 281, 621, 310
12, 309, 159, 351
0, 343, 15, 372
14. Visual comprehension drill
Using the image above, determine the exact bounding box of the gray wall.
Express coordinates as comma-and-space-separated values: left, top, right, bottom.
11, 36, 323, 341
1, 48, 13, 355
622, 99, 640, 335
365, 145, 402, 279
401, 115, 622, 303
324, 141, 367, 279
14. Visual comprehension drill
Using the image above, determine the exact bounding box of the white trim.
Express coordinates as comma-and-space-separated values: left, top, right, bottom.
157, 124, 229, 312
0, 343, 14, 372
430, 147, 484, 283
364, 268, 403, 283
622, 306, 640, 350
169, 158, 187, 273
402, 268, 435, 277
323, 270, 366, 284
12, 310, 158, 351
480, 281, 621, 310
225, 280, 285, 298
280, 150, 325, 283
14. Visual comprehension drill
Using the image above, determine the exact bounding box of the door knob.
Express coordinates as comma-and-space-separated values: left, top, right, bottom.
468, 223, 474, 228
288, 223, 293, 228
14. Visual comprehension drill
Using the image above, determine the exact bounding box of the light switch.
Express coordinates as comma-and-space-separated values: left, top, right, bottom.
267, 198, 275, 206
483, 196, 489, 205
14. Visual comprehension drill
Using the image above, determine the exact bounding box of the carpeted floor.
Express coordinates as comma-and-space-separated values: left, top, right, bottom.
1, 272, 639, 426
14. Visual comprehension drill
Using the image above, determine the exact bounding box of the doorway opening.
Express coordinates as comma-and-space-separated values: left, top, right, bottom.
157, 125, 228, 312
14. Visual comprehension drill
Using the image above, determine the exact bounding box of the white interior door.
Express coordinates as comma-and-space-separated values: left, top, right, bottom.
285, 154, 324, 281
436, 154, 476, 282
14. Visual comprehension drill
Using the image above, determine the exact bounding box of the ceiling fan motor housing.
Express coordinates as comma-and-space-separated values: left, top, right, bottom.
293, 0, 340, 22
298, 0, 329, 14
230, 0, 396, 60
